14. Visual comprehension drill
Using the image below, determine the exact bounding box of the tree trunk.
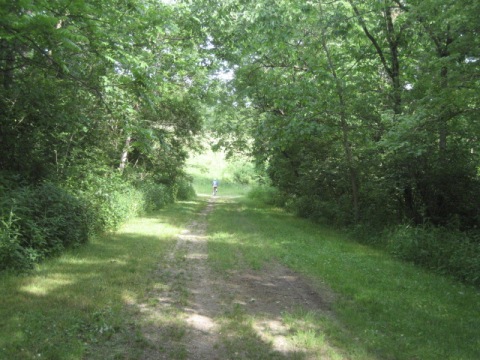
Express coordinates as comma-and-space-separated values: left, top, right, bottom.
348, 0, 402, 116
438, 62, 449, 156
1, 39, 15, 90
384, 5, 402, 116
119, 136, 131, 171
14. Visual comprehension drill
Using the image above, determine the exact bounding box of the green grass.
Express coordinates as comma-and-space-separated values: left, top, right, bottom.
3, 144, 479, 360
206, 195, 480, 360
186, 146, 252, 197
0, 199, 205, 360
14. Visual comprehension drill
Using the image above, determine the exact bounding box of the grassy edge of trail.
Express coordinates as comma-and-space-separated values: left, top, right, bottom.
0, 199, 206, 360
207, 196, 480, 360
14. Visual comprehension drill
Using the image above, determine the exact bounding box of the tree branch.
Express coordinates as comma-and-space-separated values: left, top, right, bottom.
346, 0, 393, 79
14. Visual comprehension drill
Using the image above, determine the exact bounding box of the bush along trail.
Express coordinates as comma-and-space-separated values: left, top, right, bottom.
1, 192, 479, 359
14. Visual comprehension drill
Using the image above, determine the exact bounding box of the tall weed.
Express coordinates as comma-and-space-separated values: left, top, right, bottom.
0, 169, 195, 272
0, 212, 32, 271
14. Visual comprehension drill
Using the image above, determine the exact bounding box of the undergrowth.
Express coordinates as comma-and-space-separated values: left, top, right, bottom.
385, 225, 480, 286
0, 170, 196, 272
249, 185, 480, 288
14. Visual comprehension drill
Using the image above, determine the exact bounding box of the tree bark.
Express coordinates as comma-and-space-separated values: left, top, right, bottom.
119, 136, 132, 171
347, 0, 403, 115
1, 39, 15, 90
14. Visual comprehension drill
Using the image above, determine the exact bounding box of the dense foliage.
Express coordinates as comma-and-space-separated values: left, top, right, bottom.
0, 0, 205, 271
1, 0, 478, 284
192, 0, 480, 285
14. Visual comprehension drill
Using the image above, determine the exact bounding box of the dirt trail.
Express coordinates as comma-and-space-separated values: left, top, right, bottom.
180, 198, 222, 358
138, 197, 337, 359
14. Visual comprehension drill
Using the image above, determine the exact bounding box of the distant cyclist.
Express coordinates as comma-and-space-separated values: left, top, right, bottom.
212, 179, 218, 195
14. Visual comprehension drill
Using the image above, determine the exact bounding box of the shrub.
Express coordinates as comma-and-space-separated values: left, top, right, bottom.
93, 184, 143, 232
223, 157, 257, 185
232, 162, 256, 184
0, 168, 192, 272
288, 195, 352, 226
68, 172, 144, 232
386, 225, 480, 287
247, 185, 285, 207
141, 182, 174, 212
33, 183, 90, 247
0, 182, 92, 271
176, 177, 196, 200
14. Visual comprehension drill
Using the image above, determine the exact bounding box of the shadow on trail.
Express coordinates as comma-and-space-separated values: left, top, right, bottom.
129, 196, 323, 359
162, 196, 346, 359
206, 197, 480, 360
6, 196, 475, 359
1, 232, 170, 359
0, 200, 206, 359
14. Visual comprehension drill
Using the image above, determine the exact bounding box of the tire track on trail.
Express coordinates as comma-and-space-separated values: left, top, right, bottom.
139, 196, 339, 359
138, 196, 224, 360
180, 197, 223, 359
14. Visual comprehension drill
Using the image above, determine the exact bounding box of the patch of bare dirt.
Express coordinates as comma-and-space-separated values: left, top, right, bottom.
181, 198, 224, 359
223, 263, 335, 316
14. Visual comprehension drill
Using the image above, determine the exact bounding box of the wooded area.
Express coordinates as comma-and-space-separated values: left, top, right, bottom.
1, 1, 479, 284
199, 0, 480, 284
0, 0, 205, 270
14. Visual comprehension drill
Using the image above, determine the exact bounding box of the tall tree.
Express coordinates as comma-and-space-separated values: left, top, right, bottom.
0, 0, 209, 185
192, 0, 479, 228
